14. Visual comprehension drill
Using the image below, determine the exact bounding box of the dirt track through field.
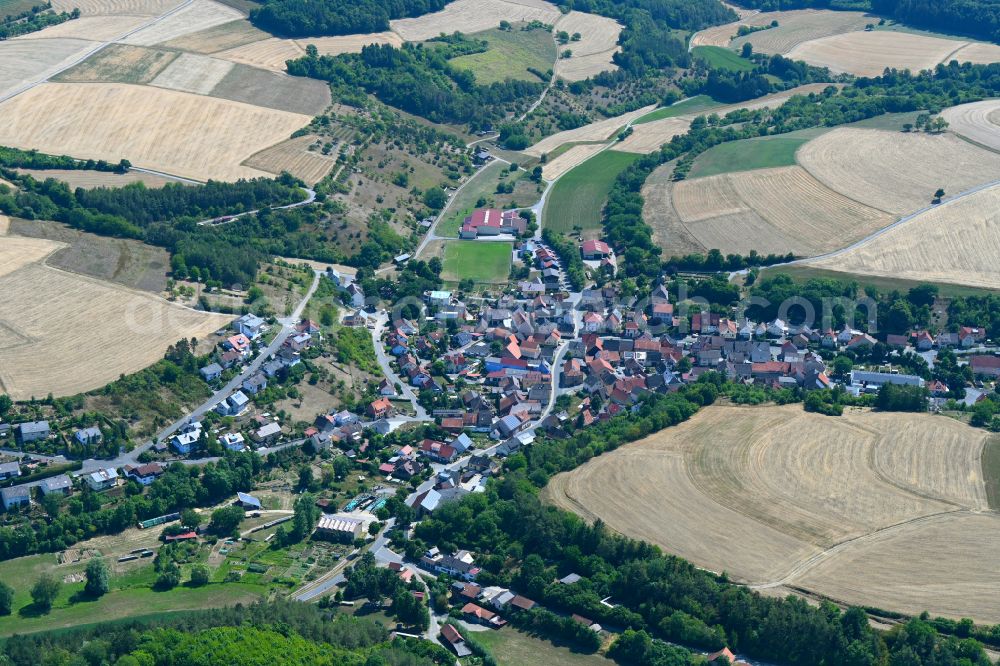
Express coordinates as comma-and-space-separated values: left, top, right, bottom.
806, 181, 1000, 289
543, 404, 999, 622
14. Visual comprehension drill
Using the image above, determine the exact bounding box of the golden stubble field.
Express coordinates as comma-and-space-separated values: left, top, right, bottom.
940, 98, 1000, 152
390, 0, 561, 42
786, 30, 1000, 76
807, 183, 1000, 289
0, 227, 230, 400
542, 404, 1000, 622
0, 82, 312, 181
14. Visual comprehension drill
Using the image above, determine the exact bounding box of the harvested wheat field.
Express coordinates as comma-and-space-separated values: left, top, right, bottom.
526, 104, 655, 157
665, 166, 892, 256
0, 82, 311, 181
121, 0, 243, 46
0, 236, 66, 278
731, 10, 871, 55
615, 117, 691, 154
541, 144, 609, 180
795, 512, 1000, 622
797, 127, 1000, 215
15, 168, 179, 189
640, 162, 707, 255
0, 260, 230, 399
552, 11, 622, 81
786, 31, 1000, 77
543, 404, 999, 621
940, 98, 1000, 152
949, 40, 1000, 65
391, 0, 560, 42
55, 43, 177, 84
215, 37, 303, 71
50, 0, 181, 15
807, 183, 1000, 289
244, 135, 337, 184
156, 19, 268, 53
150, 52, 234, 94
13, 15, 150, 41
0, 37, 97, 99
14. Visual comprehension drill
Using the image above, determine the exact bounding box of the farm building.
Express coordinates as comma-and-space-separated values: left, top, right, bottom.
440, 624, 472, 657
1, 485, 31, 510
459, 208, 527, 239
580, 239, 611, 259
314, 514, 363, 542
237, 491, 262, 510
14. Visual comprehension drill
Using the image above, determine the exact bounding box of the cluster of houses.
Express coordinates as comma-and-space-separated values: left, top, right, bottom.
0, 464, 121, 511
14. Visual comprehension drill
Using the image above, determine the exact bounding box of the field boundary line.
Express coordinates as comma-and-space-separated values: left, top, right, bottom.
774, 178, 1000, 268
750, 509, 971, 589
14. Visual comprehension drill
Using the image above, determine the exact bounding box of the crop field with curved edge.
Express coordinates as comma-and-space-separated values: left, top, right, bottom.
786, 30, 1000, 77
796, 127, 1000, 215
940, 98, 1000, 152
806, 183, 1000, 289
243, 135, 338, 184
552, 10, 622, 81
50, 0, 181, 15
543, 404, 1000, 622
665, 166, 893, 256
525, 104, 656, 158
0, 229, 230, 400
0, 82, 312, 182
390, 0, 561, 42
730, 9, 871, 54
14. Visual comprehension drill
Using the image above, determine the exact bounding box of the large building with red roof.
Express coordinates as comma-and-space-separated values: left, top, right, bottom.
459, 208, 527, 239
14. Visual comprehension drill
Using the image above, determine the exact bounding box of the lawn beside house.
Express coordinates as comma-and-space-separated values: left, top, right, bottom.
473, 627, 615, 666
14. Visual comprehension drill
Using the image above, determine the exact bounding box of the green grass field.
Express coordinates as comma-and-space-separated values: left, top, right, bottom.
474, 628, 614, 666
688, 129, 828, 179
442, 241, 512, 283
0, 0, 37, 18
450, 26, 556, 85
691, 45, 756, 72
633, 95, 721, 125
543, 149, 640, 234
0, 572, 266, 636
